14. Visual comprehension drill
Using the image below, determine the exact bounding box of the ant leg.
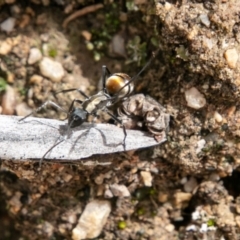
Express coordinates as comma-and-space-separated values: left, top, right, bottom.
105, 109, 127, 151
54, 88, 89, 99
40, 99, 85, 168
39, 139, 65, 168
39, 138, 65, 168
90, 112, 100, 124
112, 49, 161, 101
68, 99, 83, 113
19, 101, 67, 122
102, 65, 111, 93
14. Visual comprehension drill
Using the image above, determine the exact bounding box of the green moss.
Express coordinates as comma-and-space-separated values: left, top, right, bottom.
126, 36, 147, 66
126, 0, 136, 11
48, 47, 58, 58
134, 187, 156, 200
176, 45, 189, 61
86, 4, 120, 61
18, 87, 27, 96
207, 219, 216, 227
0, 77, 7, 92
118, 220, 127, 229
93, 51, 101, 61
137, 207, 145, 216
149, 188, 156, 195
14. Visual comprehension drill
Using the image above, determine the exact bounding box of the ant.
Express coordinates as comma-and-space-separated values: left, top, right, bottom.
19, 49, 169, 166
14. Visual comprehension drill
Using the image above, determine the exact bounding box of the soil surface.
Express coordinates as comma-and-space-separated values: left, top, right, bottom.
1, 1, 240, 239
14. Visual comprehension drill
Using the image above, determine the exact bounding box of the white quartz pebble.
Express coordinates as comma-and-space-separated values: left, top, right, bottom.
185, 87, 206, 109
39, 57, 64, 82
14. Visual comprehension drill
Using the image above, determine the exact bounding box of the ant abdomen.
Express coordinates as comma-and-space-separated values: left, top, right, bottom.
106, 73, 134, 98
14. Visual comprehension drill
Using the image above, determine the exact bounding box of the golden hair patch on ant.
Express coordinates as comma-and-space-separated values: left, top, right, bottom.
106, 75, 125, 94
106, 73, 134, 98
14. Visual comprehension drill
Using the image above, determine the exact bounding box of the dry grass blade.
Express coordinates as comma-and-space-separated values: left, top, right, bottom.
0, 115, 165, 161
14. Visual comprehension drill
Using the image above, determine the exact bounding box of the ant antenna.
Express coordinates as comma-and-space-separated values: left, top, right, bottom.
112, 48, 160, 101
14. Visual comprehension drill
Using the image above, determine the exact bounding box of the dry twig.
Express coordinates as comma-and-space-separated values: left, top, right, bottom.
63, 4, 104, 28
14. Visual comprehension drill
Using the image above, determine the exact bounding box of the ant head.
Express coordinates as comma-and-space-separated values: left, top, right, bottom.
68, 108, 88, 128
106, 73, 134, 98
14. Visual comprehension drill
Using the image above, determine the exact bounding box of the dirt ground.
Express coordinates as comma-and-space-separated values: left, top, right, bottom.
1, 0, 240, 239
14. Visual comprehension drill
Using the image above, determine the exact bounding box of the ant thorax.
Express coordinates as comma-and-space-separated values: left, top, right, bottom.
82, 91, 111, 115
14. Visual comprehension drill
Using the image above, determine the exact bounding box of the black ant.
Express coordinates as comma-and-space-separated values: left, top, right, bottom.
19, 49, 169, 166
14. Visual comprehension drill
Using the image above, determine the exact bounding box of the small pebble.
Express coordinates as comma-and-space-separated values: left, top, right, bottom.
28, 48, 42, 65
140, 171, 153, 187
0, 17, 16, 33
185, 87, 206, 109
9, 191, 23, 213
187, 26, 198, 40
209, 172, 220, 182
199, 14, 210, 27
39, 57, 64, 82
214, 111, 223, 123
29, 74, 43, 84
40, 33, 49, 42
7, 72, 15, 83
25, 7, 35, 17
36, 13, 47, 25
202, 83, 209, 90
174, 192, 192, 209
235, 196, 240, 214
180, 177, 188, 185
196, 139, 206, 154
186, 225, 197, 231
119, 12, 127, 22
62, 173, 72, 183
200, 223, 208, 233
109, 33, 127, 58
40, 221, 54, 237
236, 216, 240, 228
158, 192, 168, 203
15, 102, 32, 117
81, 30, 92, 41
104, 188, 114, 198
0, 39, 13, 55
164, 2, 172, 10
202, 37, 213, 49
96, 185, 104, 196
61, 211, 77, 224
227, 105, 236, 117
165, 224, 175, 232
192, 210, 201, 220
19, 14, 30, 29
5, 0, 16, 3
95, 174, 104, 185
72, 200, 111, 240
224, 48, 238, 69
10, 5, 21, 16
62, 56, 75, 72
2, 85, 16, 115
109, 184, 130, 197
64, 3, 74, 14
184, 177, 198, 193
42, 0, 50, 6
